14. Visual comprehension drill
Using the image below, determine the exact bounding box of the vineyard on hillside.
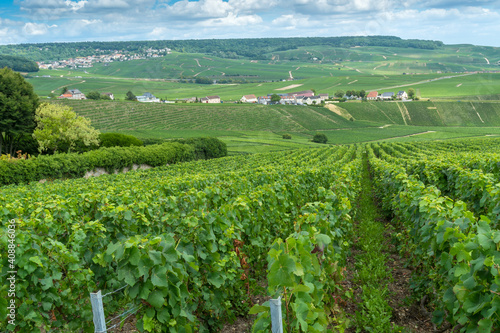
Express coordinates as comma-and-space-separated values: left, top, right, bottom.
50, 100, 357, 132
1, 137, 500, 332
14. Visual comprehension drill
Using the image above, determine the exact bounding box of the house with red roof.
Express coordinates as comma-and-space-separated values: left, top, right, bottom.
366, 91, 378, 100
241, 94, 257, 103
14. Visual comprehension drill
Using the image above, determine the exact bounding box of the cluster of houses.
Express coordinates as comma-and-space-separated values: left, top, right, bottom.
57, 89, 114, 100
38, 48, 171, 70
366, 90, 409, 101
241, 90, 329, 105
58, 89, 87, 100
57, 88, 411, 104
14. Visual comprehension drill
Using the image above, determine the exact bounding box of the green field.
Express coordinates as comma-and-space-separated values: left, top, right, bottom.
27, 42, 500, 102
51, 99, 500, 154
29, 41, 500, 153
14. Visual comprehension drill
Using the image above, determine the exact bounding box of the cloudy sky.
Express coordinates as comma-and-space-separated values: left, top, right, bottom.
1, 0, 499, 46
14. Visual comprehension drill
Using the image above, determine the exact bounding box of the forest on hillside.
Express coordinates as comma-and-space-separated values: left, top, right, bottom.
0, 54, 39, 72
0, 36, 444, 62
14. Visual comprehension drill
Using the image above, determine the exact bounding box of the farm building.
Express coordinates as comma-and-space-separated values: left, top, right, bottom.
137, 92, 160, 103
202, 95, 221, 103
258, 96, 270, 105
380, 92, 395, 100
102, 92, 114, 100
366, 91, 378, 100
58, 88, 86, 100
397, 91, 408, 100
241, 94, 257, 103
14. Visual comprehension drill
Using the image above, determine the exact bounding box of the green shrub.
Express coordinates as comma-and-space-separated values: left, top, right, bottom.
100, 133, 144, 147
312, 132, 328, 144
170, 137, 227, 160
282, 133, 292, 139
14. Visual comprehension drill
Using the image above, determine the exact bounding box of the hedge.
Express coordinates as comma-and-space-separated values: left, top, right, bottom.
0, 142, 191, 186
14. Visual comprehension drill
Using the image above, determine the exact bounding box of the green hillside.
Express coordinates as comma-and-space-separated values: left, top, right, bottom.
52, 100, 359, 132
338, 101, 500, 126
49, 99, 500, 154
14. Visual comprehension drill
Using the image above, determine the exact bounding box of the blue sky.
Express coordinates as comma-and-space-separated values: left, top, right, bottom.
0, 0, 499, 46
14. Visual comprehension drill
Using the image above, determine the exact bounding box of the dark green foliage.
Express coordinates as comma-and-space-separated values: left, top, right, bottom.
195, 77, 213, 84
99, 132, 143, 147
170, 137, 227, 160
312, 132, 328, 144
334, 90, 345, 98
125, 91, 136, 101
0, 142, 195, 185
408, 88, 416, 100
0, 67, 39, 155
141, 138, 167, 146
86, 91, 101, 100
282, 133, 292, 139
270, 94, 281, 103
16, 133, 39, 155
0, 54, 38, 72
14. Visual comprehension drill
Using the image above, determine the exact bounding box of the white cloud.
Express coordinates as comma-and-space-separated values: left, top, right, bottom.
228, 0, 280, 13
22, 22, 56, 35
200, 13, 263, 26
272, 14, 312, 29
166, 0, 232, 18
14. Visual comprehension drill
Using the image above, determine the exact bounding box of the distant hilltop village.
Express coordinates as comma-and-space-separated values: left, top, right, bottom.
37, 47, 171, 69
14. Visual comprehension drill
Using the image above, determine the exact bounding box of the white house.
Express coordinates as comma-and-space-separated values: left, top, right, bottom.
137, 92, 160, 103
258, 96, 270, 105
241, 94, 257, 103
380, 92, 395, 100
318, 93, 329, 101
202, 95, 221, 103
397, 91, 408, 100
102, 92, 114, 100
58, 88, 86, 100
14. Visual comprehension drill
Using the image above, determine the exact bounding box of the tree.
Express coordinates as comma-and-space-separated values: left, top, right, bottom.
101, 94, 111, 100
359, 90, 366, 98
86, 91, 101, 100
33, 103, 100, 153
126, 91, 136, 101
0, 67, 39, 155
61, 86, 68, 95
408, 88, 416, 100
334, 90, 345, 98
312, 132, 328, 144
270, 94, 281, 104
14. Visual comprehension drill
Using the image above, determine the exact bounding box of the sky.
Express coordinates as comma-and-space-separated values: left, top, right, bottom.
0, 0, 499, 46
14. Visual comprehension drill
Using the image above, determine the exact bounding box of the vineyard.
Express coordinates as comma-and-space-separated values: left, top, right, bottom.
50, 100, 357, 132
1, 137, 500, 332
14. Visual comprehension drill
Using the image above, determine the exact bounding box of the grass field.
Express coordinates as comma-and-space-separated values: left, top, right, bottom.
29, 71, 500, 102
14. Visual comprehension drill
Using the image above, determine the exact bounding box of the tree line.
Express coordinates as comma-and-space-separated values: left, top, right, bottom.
0, 36, 444, 62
